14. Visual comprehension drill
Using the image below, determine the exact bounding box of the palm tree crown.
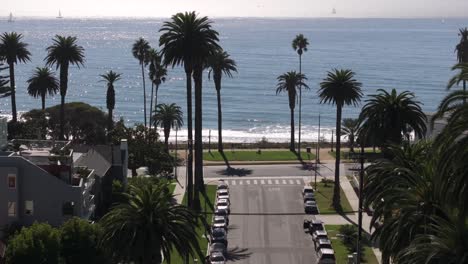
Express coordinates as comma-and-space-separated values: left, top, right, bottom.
207, 50, 237, 85
132, 38, 150, 66
100, 70, 121, 112
358, 88, 427, 145
26, 67, 59, 110
153, 103, 183, 151
448, 63, 468, 89
100, 182, 201, 264
45, 35, 85, 72
455, 27, 468, 63
292, 34, 309, 56
0, 32, 31, 65
318, 69, 363, 108
341, 118, 359, 152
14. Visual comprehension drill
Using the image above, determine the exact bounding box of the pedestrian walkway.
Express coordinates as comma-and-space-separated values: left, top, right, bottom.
222, 178, 304, 186
173, 169, 186, 204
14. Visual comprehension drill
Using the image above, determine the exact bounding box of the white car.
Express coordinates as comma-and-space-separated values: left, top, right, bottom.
217, 189, 229, 197
312, 230, 328, 242
217, 181, 229, 191
216, 198, 231, 213
317, 248, 336, 263
217, 192, 230, 201
212, 216, 228, 230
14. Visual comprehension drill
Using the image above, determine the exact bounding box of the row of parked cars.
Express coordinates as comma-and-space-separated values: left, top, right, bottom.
207, 180, 231, 264
302, 186, 336, 263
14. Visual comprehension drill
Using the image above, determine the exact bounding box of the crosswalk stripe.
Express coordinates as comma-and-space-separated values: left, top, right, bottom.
275, 179, 279, 184
261, 179, 265, 184
283, 179, 287, 184
289, 180, 294, 184
254, 180, 258, 184
268, 179, 272, 184
239, 180, 243, 185
246, 180, 250, 185
231, 180, 236, 185
296, 180, 302, 185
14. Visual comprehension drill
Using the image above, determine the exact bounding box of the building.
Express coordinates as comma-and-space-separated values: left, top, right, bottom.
0, 139, 128, 230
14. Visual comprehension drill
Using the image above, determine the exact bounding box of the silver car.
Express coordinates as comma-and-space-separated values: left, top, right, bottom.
312, 230, 328, 242
216, 198, 231, 213
212, 216, 228, 230
210, 242, 227, 255
209, 251, 226, 264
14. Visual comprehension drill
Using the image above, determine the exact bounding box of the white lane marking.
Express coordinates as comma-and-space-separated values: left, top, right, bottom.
246, 180, 250, 185
239, 180, 243, 185
261, 179, 265, 185
268, 179, 272, 184
254, 180, 258, 184
296, 179, 301, 185
275, 179, 280, 184
231, 180, 236, 185
289, 180, 294, 184
283, 179, 287, 184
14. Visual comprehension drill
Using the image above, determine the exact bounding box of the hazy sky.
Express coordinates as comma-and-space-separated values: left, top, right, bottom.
2, 0, 468, 18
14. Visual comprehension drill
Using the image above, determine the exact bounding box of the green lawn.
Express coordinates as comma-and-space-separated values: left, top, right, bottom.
325, 225, 379, 264
168, 185, 217, 264
168, 183, 176, 194
204, 150, 315, 161
311, 182, 354, 214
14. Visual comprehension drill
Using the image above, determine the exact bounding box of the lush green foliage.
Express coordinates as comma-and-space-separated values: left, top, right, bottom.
6, 222, 61, 264
341, 118, 359, 152
27, 67, 59, 110
0, 61, 11, 98
100, 181, 203, 264
100, 70, 121, 131
310, 181, 353, 214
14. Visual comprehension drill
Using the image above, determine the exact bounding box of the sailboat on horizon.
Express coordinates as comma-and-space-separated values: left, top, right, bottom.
57, 10, 63, 19
332, 8, 337, 15
8, 12, 13, 22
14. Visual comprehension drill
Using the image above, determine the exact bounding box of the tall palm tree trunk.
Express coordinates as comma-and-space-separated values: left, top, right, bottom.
333, 105, 342, 209
193, 67, 203, 211
216, 84, 223, 152
164, 127, 170, 152
298, 55, 302, 155
141, 64, 147, 127
464, 80, 466, 104
149, 82, 154, 128
185, 70, 194, 209
154, 85, 159, 120
290, 107, 295, 151
59, 64, 68, 140
8, 64, 17, 122
108, 108, 113, 132
41, 94, 46, 111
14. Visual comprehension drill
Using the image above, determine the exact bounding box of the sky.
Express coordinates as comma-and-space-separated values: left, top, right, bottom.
2, 0, 468, 18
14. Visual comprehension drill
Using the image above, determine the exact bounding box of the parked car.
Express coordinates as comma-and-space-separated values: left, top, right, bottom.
210, 242, 227, 255
212, 216, 228, 230
303, 186, 314, 196
216, 199, 231, 213
209, 251, 226, 264
316, 238, 333, 251
309, 219, 325, 233
317, 248, 336, 264
304, 200, 318, 214
217, 189, 229, 199
217, 192, 230, 201
217, 181, 229, 191
211, 227, 227, 245
312, 230, 328, 242
303, 192, 316, 202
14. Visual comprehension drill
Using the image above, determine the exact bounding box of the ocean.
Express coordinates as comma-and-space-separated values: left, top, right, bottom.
1, 17, 467, 142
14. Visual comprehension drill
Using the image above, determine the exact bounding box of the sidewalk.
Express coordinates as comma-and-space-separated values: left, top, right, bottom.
173, 167, 186, 204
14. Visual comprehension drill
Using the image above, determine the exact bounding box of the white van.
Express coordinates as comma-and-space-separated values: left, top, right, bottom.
317, 248, 336, 264
303, 186, 314, 196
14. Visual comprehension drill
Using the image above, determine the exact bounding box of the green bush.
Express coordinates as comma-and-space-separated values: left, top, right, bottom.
338, 224, 366, 259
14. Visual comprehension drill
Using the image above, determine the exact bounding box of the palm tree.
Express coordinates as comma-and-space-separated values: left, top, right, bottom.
341, 118, 359, 153
448, 63, 468, 105
358, 89, 427, 147
26, 67, 59, 110
45, 35, 85, 140
0, 62, 9, 98
148, 50, 167, 127
276, 71, 309, 151
100, 182, 202, 264
100, 70, 121, 132
292, 34, 309, 155
207, 50, 237, 152
132, 38, 150, 127
318, 69, 362, 209
0, 32, 31, 122
454, 28, 468, 103
160, 11, 220, 209
153, 103, 183, 152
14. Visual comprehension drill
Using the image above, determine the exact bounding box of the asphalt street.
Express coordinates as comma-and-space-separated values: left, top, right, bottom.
224, 177, 317, 264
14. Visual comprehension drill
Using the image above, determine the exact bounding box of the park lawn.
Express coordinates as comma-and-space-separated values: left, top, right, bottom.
325, 225, 379, 264
203, 150, 315, 161
168, 185, 217, 264
311, 182, 354, 214
168, 183, 176, 194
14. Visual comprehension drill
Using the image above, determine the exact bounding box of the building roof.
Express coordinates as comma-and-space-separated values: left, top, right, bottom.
74, 145, 122, 177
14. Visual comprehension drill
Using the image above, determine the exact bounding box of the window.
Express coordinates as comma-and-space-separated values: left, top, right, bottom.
7, 174, 16, 189
8, 202, 16, 217
25, 200, 33, 215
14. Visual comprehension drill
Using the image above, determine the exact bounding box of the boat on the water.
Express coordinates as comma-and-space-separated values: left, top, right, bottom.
8, 12, 13, 22
57, 10, 63, 19
332, 8, 337, 15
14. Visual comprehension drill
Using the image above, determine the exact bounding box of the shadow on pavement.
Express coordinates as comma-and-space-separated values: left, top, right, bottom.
216, 167, 253, 177
226, 246, 252, 261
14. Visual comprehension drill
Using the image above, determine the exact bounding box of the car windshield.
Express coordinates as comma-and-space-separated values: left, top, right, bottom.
322, 254, 336, 260
218, 202, 228, 206
215, 210, 227, 215
214, 219, 225, 224
213, 229, 225, 236
211, 255, 225, 261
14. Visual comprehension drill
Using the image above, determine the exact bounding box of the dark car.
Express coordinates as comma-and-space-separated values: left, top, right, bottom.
309, 219, 325, 233
209, 251, 226, 264
304, 200, 318, 214
210, 242, 227, 255
303, 192, 316, 202
214, 209, 229, 225
211, 228, 227, 245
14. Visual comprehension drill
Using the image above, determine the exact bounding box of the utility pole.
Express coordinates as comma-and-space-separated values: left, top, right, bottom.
331, 129, 334, 152
175, 127, 178, 180
208, 129, 211, 153
318, 114, 321, 163
357, 145, 365, 264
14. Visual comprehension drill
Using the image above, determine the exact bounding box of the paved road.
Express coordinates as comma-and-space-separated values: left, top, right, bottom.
204, 164, 337, 179
224, 177, 317, 264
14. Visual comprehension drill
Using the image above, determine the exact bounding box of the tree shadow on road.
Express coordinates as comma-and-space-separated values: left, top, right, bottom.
226, 246, 252, 261
216, 167, 253, 177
